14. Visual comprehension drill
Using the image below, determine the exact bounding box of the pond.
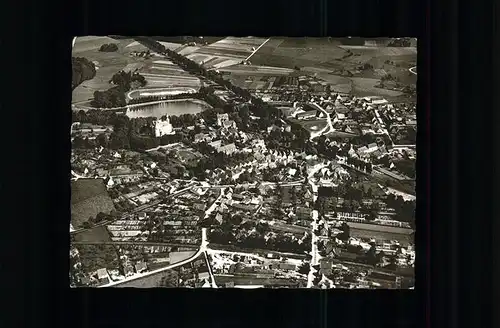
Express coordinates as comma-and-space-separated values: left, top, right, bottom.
126, 99, 212, 118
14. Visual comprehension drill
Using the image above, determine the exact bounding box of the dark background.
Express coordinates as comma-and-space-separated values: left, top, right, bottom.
3, 0, 494, 327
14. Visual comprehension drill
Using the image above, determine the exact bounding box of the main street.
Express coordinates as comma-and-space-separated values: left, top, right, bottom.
309, 102, 335, 140
306, 163, 326, 288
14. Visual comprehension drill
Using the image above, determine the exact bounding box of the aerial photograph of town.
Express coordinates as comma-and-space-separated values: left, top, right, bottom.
70, 36, 417, 289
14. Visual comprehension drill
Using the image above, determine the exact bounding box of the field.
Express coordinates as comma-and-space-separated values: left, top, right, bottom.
76, 244, 121, 273
269, 222, 310, 235
71, 179, 116, 228
247, 37, 417, 98
179, 37, 269, 69
169, 251, 197, 264
349, 228, 414, 247
72, 36, 151, 103
347, 222, 414, 246
114, 268, 178, 288
214, 274, 305, 287
73, 226, 112, 242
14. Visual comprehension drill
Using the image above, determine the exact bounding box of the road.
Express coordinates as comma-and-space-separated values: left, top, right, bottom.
99, 228, 208, 287
306, 164, 325, 288
309, 102, 335, 140
244, 38, 271, 62
409, 66, 417, 75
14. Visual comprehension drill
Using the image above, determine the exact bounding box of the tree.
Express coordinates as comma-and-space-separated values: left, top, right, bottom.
337, 223, 350, 241
96, 134, 108, 147
99, 43, 119, 52
95, 212, 108, 222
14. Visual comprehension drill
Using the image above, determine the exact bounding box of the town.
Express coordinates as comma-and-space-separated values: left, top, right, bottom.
71, 36, 416, 289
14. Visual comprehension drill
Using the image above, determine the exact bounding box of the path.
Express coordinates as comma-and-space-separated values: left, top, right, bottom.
409, 66, 417, 75
309, 102, 335, 140
244, 38, 271, 62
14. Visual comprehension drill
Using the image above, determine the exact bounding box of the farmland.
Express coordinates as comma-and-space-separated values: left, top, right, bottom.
71, 179, 116, 228
73, 226, 112, 243
72, 37, 151, 103
244, 37, 417, 99
347, 222, 414, 246
77, 244, 121, 273
214, 274, 305, 287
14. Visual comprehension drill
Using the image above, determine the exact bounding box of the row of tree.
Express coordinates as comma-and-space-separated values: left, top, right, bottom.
72, 57, 96, 90
90, 71, 147, 108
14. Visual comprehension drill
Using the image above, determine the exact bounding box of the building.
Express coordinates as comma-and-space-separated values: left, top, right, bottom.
209, 140, 223, 149
223, 120, 237, 129
135, 261, 147, 273
123, 264, 135, 276
96, 268, 110, 284
279, 263, 296, 271
217, 113, 229, 126
218, 143, 237, 155
336, 113, 346, 120
194, 133, 211, 143
296, 110, 318, 120
366, 272, 401, 288
154, 116, 175, 137
193, 203, 207, 211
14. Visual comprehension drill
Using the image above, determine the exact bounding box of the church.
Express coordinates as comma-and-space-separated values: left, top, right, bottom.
154, 116, 175, 137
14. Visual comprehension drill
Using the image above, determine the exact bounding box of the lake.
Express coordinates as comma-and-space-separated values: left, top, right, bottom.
126, 99, 212, 118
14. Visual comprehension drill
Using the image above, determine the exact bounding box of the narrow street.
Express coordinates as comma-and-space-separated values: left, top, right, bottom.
306, 166, 323, 288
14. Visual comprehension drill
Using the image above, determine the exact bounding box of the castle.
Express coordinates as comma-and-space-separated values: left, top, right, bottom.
154, 116, 175, 137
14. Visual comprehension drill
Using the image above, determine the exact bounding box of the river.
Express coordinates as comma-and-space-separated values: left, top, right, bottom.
126, 99, 212, 118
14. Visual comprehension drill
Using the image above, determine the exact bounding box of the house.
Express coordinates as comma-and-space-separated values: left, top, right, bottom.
194, 133, 211, 143
193, 203, 207, 211
138, 212, 147, 220
296, 110, 318, 120
232, 193, 245, 201
223, 120, 237, 129
367, 143, 378, 153
296, 207, 311, 220
79, 276, 91, 285
357, 146, 368, 154
135, 261, 147, 273
284, 124, 292, 132
217, 113, 229, 126
209, 140, 223, 149
279, 263, 296, 271
96, 268, 110, 284
215, 213, 223, 224
123, 264, 135, 276
218, 143, 237, 155
336, 113, 346, 120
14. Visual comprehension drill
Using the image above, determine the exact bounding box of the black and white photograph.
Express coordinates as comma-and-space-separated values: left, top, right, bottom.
70, 36, 417, 289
